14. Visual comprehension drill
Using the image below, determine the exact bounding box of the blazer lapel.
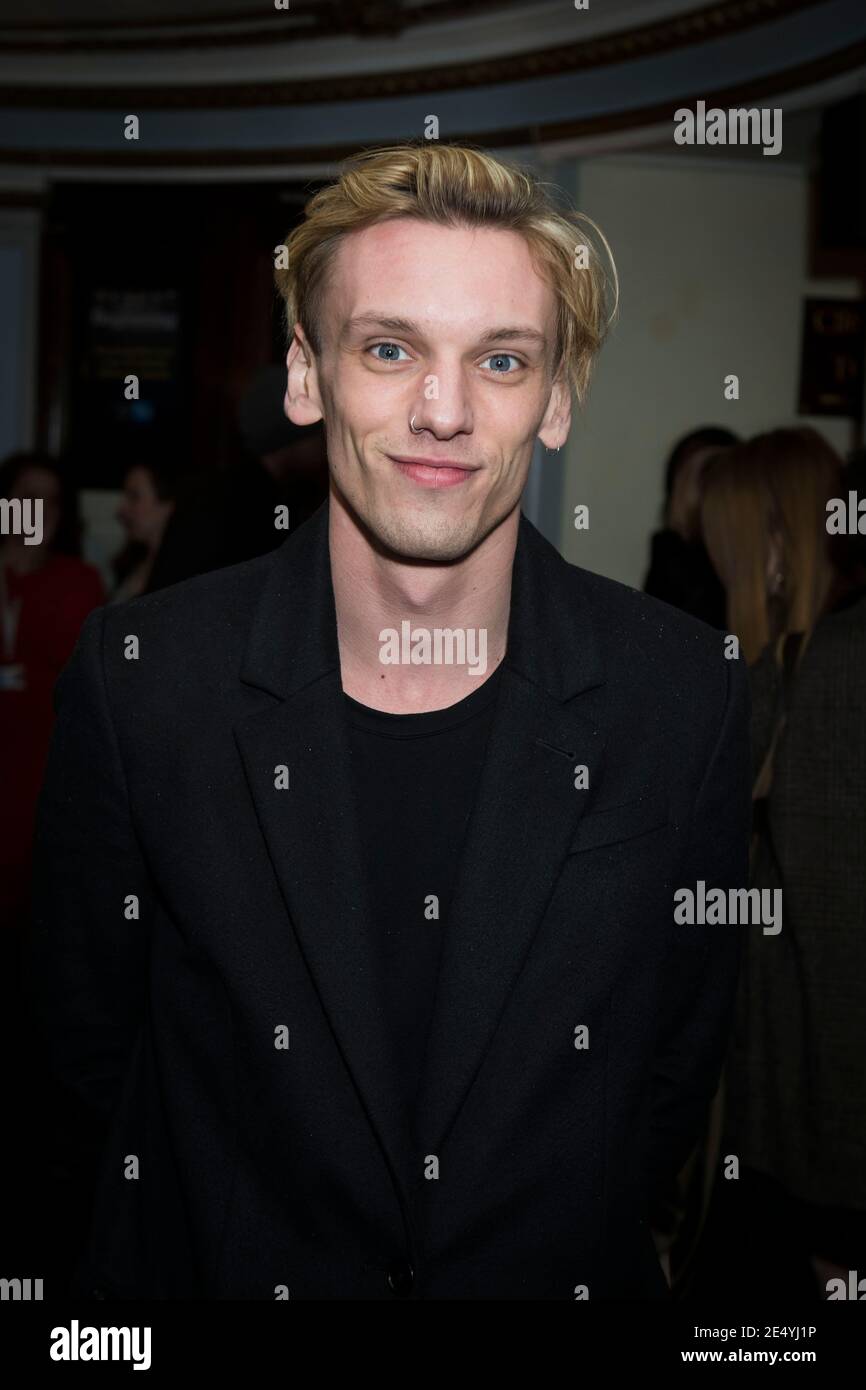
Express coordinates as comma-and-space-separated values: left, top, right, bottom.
232, 499, 610, 1193
414, 513, 609, 1159
233, 502, 413, 1196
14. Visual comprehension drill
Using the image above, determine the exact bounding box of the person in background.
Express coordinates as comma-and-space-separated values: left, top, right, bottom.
699, 426, 866, 1299
0, 451, 105, 929
111, 458, 177, 602
644, 426, 738, 628
145, 367, 329, 593
235, 362, 329, 534
835, 444, 866, 594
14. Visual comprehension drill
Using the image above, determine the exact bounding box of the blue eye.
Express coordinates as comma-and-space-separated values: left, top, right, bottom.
483, 354, 521, 373
370, 342, 410, 362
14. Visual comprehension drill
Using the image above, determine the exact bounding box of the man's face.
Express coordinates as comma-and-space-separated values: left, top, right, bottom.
285, 217, 570, 562
115, 466, 174, 547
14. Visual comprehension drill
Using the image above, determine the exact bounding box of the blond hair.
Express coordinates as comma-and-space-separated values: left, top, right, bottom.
274, 143, 617, 405
701, 449, 776, 663
701, 428, 842, 664
760, 427, 841, 639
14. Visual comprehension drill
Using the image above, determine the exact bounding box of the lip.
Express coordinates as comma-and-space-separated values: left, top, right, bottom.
388, 455, 479, 489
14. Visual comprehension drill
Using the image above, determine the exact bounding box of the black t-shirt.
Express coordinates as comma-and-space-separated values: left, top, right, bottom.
343, 663, 504, 1144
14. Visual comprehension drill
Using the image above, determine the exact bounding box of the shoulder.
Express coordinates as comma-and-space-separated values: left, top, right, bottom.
558, 558, 748, 787
573, 561, 733, 691
810, 586, 866, 655
520, 513, 741, 749
777, 590, 866, 714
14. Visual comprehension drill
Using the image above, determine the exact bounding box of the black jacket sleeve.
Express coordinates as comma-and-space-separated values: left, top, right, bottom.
646, 653, 752, 1193
26, 605, 151, 1223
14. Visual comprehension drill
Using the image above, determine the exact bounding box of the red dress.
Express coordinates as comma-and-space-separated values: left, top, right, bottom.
0, 553, 105, 927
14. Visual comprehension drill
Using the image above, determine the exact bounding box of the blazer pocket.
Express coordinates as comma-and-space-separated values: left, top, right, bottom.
567, 791, 669, 854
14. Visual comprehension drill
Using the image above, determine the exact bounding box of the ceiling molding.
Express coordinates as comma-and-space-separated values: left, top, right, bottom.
0, 0, 509, 47
0, 187, 46, 205
2, 36, 862, 168
0, 0, 828, 97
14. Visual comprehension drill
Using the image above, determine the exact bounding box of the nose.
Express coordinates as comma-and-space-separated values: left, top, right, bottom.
409, 362, 474, 440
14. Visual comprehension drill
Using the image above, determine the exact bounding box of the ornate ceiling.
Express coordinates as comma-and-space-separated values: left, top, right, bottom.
0, 0, 864, 173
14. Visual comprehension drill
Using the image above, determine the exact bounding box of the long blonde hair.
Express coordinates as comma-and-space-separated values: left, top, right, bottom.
274, 142, 618, 405
700, 427, 842, 665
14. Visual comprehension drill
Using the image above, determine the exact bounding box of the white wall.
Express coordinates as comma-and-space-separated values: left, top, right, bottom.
553, 155, 860, 588
81, 489, 124, 587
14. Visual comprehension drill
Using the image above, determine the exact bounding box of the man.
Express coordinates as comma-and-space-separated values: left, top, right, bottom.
29, 143, 750, 1300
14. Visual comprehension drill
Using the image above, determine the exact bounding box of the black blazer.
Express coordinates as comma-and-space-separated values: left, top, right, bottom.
29, 498, 750, 1300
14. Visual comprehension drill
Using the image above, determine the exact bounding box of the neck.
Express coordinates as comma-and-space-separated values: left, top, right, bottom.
328, 488, 517, 713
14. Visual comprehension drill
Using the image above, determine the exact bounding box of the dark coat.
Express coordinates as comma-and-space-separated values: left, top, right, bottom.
28, 499, 750, 1300
726, 588, 866, 1210
643, 528, 727, 630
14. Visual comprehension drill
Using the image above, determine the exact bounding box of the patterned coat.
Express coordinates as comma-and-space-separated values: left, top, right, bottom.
725, 587, 866, 1210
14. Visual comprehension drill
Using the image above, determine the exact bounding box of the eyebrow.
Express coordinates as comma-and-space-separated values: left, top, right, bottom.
343, 314, 548, 350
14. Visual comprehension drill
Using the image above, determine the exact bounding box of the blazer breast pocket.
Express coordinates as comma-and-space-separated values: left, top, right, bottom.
567, 790, 669, 855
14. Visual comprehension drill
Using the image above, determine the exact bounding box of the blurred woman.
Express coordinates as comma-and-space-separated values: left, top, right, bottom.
111, 459, 176, 602
643, 426, 738, 627
701, 426, 866, 1296
0, 451, 105, 930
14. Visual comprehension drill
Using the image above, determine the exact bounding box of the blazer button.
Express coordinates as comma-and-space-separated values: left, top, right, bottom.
386, 1261, 414, 1297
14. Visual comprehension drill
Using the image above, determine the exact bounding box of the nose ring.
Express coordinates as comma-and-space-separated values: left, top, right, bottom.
410, 415, 421, 434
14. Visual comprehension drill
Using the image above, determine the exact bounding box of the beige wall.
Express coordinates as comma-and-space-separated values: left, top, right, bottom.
554, 155, 859, 588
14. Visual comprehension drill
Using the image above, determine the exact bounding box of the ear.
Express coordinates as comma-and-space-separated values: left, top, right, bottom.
537, 371, 571, 451
285, 324, 324, 426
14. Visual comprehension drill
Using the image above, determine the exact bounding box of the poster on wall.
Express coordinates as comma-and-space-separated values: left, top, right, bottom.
798, 297, 866, 421
71, 285, 187, 487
